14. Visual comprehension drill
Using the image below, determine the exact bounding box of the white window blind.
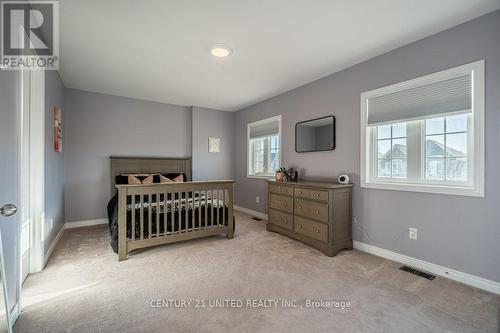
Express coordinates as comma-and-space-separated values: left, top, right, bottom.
249, 120, 280, 139
367, 74, 472, 126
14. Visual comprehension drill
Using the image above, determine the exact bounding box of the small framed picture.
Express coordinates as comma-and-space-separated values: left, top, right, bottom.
54, 106, 62, 153
208, 137, 221, 153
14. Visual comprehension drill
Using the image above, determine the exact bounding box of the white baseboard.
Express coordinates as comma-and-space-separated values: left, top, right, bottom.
65, 218, 108, 229
9, 302, 19, 329
44, 225, 64, 265
234, 205, 268, 220
353, 241, 500, 295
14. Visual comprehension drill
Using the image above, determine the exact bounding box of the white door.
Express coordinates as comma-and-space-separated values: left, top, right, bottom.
0, 70, 21, 325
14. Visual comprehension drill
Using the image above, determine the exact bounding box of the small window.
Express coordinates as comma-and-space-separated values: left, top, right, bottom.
247, 115, 281, 178
361, 61, 484, 197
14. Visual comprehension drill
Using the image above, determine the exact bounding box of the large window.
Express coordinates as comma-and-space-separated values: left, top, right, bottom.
247, 115, 281, 177
361, 61, 484, 196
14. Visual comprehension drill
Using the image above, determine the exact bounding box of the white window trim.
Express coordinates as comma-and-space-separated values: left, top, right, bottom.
360, 60, 484, 197
247, 115, 282, 179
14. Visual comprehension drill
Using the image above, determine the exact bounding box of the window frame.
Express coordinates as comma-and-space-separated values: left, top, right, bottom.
360, 60, 484, 197
247, 115, 282, 179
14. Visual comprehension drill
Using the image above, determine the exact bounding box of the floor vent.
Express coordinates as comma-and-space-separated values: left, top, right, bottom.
399, 265, 436, 280
251, 217, 262, 221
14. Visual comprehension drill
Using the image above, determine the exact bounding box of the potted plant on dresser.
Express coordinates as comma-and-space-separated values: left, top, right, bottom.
275, 167, 286, 181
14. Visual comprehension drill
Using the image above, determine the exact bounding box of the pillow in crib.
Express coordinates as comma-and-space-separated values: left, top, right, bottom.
127, 175, 142, 184
142, 174, 156, 184
160, 173, 185, 183
159, 174, 173, 183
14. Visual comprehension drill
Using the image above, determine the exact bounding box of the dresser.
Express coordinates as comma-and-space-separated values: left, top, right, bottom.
266, 180, 352, 256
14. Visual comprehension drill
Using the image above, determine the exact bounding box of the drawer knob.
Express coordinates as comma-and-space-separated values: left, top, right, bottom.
298, 224, 303, 228
315, 193, 320, 197
298, 191, 302, 194
298, 205, 302, 209
315, 230, 319, 233
315, 210, 320, 214
283, 219, 288, 224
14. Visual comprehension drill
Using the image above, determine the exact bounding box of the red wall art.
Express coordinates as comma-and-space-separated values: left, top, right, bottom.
54, 106, 62, 153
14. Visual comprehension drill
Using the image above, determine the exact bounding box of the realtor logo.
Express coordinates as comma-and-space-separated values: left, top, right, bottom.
1, 1, 59, 70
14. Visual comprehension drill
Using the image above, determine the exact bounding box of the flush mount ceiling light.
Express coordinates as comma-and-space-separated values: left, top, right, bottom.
210, 44, 232, 58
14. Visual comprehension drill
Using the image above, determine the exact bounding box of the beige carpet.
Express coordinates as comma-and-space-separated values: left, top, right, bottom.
15, 212, 500, 333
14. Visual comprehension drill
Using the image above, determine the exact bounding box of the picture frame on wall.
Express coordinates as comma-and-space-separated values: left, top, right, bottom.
54, 106, 62, 153
208, 137, 221, 153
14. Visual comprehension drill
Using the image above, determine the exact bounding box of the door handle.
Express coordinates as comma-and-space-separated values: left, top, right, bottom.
0, 204, 17, 217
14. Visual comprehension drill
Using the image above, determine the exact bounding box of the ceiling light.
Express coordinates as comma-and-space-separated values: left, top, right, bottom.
210, 45, 232, 58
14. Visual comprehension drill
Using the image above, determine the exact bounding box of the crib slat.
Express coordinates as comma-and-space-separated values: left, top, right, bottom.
156, 192, 160, 237
180, 192, 184, 233
191, 191, 195, 231
211, 190, 214, 228
179, 192, 183, 232
198, 191, 202, 230
176, 192, 181, 234
222, 189, 225, 227
184, 191, 188, 232
169, 192, 174, 235
140, 195, 144, 240
148, 194, 152, 239
215, 189, 220, 226
131, 195, 136, 240
162, 193, 167, 236
210, 190, 213, 228
205, 190, 208, 229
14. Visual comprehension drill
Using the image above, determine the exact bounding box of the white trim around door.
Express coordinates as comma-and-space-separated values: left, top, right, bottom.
28, 70, 45, 274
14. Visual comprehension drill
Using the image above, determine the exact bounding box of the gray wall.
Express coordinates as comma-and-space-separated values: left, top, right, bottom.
64, 89, 192, 222
0, 70, 20, 312
44, 71, 65, 254
234, 10, 500, 283
191, 106, 235, 180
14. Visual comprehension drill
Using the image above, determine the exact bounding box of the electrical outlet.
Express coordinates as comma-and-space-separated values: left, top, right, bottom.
256, 196, 260, 204
409, 228, 418, 240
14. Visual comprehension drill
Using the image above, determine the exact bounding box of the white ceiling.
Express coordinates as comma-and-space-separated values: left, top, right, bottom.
59, 0, 500, 111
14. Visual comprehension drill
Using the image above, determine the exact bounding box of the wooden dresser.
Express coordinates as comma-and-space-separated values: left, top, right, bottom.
266, 180, 353, 256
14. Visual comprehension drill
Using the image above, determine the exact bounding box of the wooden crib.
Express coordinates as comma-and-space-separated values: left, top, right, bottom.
110, 157, 234, 261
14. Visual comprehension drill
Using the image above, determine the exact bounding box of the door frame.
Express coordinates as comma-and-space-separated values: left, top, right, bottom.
27, 69, 45, 275
13, 69, 46, 326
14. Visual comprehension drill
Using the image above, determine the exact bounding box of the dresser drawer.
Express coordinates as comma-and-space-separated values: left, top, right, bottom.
294, 187, 328, 202
268, 209, 293, 230
269, 194, 293, 213
269, 184, 293, 196
294, 216, 328, 242
294, 198, 328, 223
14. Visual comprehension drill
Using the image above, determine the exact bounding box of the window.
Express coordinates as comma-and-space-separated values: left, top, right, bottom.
377, 122, 407, 178
247, 115, 281, 177
361, 61, 484, 196
425, 114, 468, 182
